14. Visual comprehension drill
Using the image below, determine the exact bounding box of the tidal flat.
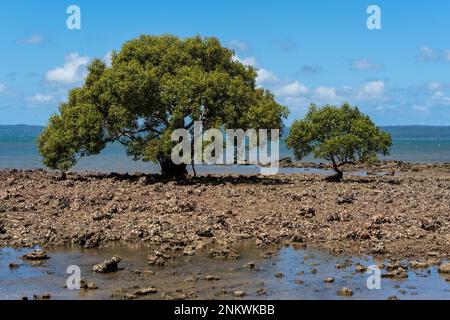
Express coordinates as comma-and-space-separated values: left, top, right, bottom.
0, 164, 449, 299
1, 244, 449, 300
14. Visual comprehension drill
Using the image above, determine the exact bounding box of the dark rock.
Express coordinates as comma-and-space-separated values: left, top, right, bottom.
92, 255, 122, 273
197, 230, 214, 238
22, 250, 50, 261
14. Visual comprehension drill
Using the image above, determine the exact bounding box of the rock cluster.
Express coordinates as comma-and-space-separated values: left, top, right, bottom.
0, 169, 449, 261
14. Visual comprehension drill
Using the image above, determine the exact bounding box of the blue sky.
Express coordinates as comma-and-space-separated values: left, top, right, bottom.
1, 0, 450, 125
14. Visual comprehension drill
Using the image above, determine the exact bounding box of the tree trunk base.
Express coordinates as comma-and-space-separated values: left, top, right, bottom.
325, 171, 343, 182
159, 158, 188, 179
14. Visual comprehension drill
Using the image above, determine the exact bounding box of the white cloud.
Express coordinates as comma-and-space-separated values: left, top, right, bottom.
360, 80, 385, 96
314, 86, 339, 101
350, 58, 383, 70
275, 81, 308, 97
45, 53, 90, 85
103, 51, 113, 67
256, 68, 278, 86
432, 91, 450, 105
27, 94, 53, 104
418, 46, 434, 61
283, 96, 311, 109
233, 55, 279, 87
418, 46, 450, 62
17, 34, 44, 45
233, 55, 257, 67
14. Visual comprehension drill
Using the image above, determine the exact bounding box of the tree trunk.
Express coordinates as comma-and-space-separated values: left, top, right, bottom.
326, 157, 343, 182
158, 156, 188, 179
59, 171, 67, 181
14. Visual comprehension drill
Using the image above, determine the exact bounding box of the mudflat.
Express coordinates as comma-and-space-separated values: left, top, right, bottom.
0, 164, 449, 262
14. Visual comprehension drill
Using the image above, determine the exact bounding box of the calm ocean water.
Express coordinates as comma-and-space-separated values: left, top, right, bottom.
0, 125, 449, 173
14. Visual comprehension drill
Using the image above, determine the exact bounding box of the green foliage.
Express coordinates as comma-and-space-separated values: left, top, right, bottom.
286, 103, 392, 175
38, 35, 288, 174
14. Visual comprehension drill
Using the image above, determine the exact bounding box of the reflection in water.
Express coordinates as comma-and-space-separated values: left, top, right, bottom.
0, 245, 448, 300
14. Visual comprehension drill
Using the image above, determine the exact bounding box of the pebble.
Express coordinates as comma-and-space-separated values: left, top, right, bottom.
337, 287, 353, 296
233, 290, 246, 298
92, 255, 122, 273
22, 250, 50, 261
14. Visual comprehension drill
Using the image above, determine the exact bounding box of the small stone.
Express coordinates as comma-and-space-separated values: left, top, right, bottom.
182, 248, 195, 256
206, 275, 220, 281
387, 295, 399, 300
275, 272, 284, 278
8, 263, 19, 269
295, 279, 304, 285
256, 288, 267, 295
337, 287, 353, 296
438, 263, 450, 274
291, 234, 303, 243
135, 287, 157, 296
323, 277, 334, 283
233, 290, 246, 298
196, 230, 214, 238
382, 267, 408, 279
92, 255, 122, 273
22, 250, 50, 261
355, 264, 366, 273
80, 279, 98, 290
298, 206, 315, 218
33, 293, 51, 300
409, 261, 428, 269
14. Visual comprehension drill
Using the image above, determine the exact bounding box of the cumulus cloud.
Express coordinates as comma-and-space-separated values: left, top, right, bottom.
233, 55, 279, 86
45, 53, 90, 85
314, 86, 339, 101
359, 80, 385, 97
256, 68, 278, 85
233, 55, 257, 67
350, 58, 383, 70
27, 94, 53, 104
17, 34, 44, 45
432, 91, 450, 105
275, 81, 308, 97
418, 46, 450, 62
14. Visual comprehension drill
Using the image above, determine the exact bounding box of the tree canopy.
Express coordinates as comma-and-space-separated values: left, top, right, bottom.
38, 35, 289, 177
286, 103, 392, 180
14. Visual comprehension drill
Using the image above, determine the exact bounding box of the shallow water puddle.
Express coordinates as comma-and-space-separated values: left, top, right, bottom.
0, 245, 448, 300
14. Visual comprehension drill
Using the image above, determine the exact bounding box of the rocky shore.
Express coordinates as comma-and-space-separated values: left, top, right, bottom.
0, 164, 449, 263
